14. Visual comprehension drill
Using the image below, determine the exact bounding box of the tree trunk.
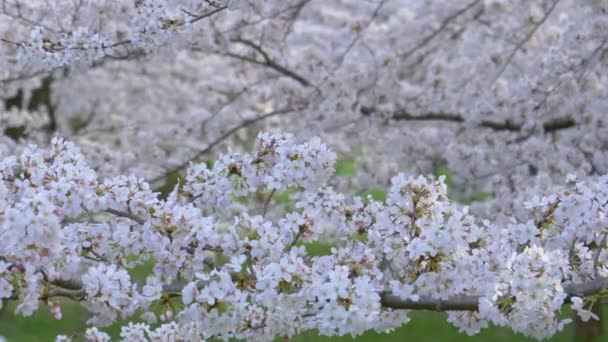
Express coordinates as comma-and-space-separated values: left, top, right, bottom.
574, 303, 604, 341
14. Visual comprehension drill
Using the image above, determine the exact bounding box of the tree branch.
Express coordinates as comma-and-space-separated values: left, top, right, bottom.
492, 0, 560, 82
594, 233, 608, 278
105, 208, 146, 225
564, 278, 608, 298
400, 0, 482, 61
380, 292, 479, 311
187, 5, 227, 24
381, 278, 608, 311
149, 107, 299, 186
262, 189, 276, 217
222, 38, 312, 87
9, 270, 607, 313
362, 107, 576, 133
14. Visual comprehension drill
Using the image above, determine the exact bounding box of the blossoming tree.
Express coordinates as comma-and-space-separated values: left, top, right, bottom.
1, 0, 608, 340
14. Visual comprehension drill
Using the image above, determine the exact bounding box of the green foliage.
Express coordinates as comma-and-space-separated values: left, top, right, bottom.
433, 165, 493, 204
433, 165, 455, 187
285, 307, 608, 342
462, 191, 493, 205
156, 170, 183, 199
335, 157, 356, 177
127, 259, 156, 281
273, 188, 296, 212
274, 188, 294, 204
231, 194, 249, 204
304, 241, 333, 256
68, 117, 88, 132
357, 188, 387, 202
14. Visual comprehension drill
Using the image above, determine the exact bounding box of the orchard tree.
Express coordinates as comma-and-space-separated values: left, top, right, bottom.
1, 0, 608, 341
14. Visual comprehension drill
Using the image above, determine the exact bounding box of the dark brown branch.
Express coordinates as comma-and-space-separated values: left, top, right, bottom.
17, 275, 608, 314
48, 287, 86, 300
492, 0, 560, 82
401, 0, 482, 60
226, 38, 312, 87
28, 75, 57, 132
362, 107, 576, 133
594, 233, 608, 278
188, 5, 227, 24
105, 208, 146, 225
262, 189, 276, 217
543, 116, 576, 132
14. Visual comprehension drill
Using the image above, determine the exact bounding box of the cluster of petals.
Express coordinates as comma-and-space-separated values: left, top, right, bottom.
0, 133, 607, 341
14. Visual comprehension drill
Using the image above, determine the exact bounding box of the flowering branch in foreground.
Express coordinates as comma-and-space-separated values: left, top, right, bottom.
39, 276, 608, 312
1, 133, 608, 341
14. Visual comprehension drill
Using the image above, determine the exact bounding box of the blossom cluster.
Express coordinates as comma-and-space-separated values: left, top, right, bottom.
5, 0, 237, 68
1, 0, 608, 340
3, 0, 607, 226
183, 132, 336, 211
0, 133, 607, 341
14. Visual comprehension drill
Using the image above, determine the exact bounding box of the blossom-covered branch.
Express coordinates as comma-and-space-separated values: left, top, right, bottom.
1, 133, 608, 341
2, 1, 608, 340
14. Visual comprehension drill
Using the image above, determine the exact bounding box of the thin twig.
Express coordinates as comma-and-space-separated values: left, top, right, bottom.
262, 189, 276, 217
593, 232, 608, 278
400, 0, 481, 60
105, 208, 145, 225
492, 0, 560, 82
150, 107, 300, 186
288, 230, 303, 250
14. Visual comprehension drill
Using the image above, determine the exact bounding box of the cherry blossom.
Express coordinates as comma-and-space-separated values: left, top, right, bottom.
0, 133, 604, 340
2, 0, 608, 340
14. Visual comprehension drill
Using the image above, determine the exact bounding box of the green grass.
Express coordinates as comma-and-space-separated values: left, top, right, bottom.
289, 306, 608, 342
0, 300, 85, 341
